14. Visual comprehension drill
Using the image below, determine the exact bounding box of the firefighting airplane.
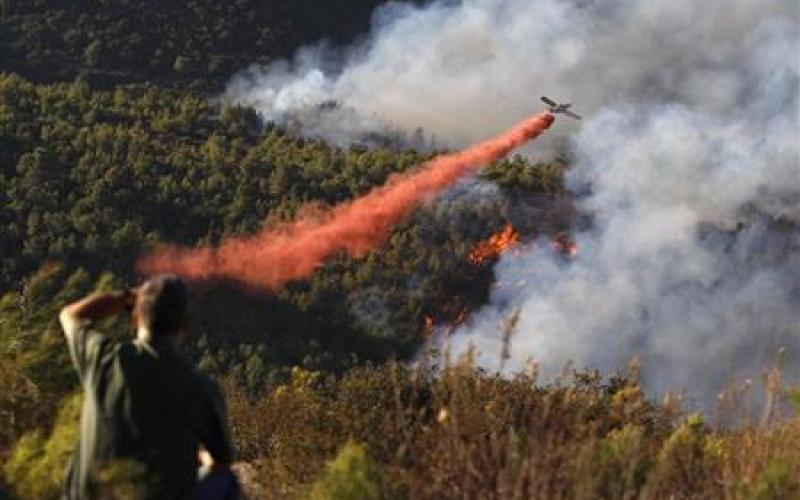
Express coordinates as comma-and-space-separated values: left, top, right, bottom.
541, 96, 582, 120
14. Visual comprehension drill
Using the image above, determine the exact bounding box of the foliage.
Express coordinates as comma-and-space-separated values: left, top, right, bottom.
221, 361, 800, 499
2, 307, 798, 499
0, 73, 573, 497
0, 263, 127, 453
0, 72, 570, 389
3, 392, 80, 500
0, 0, 417, 91
642, 414, 723, 499
306, 441, 384, 500
739, 459, 800, 500
482, 155, 567, 194
94, 458, 159, 500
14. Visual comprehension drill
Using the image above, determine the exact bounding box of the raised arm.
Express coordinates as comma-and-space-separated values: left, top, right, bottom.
59, 290, 136, 335
59, 289, 137, 380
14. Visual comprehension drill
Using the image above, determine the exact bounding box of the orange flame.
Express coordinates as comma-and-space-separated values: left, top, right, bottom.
468, 224, 520, 265
424, 307, 470, 332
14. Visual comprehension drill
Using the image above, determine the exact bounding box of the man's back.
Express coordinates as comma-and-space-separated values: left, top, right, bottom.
63, 318, 232, 500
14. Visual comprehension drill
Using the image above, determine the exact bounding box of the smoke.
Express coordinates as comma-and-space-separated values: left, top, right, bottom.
137, 112, 554, 290
227, 1, 797, 151
456, 104, 800, 403
226, 0, 588, 151
226, 0, 799, 403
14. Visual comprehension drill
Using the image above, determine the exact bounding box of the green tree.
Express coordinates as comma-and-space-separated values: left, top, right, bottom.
307, 441, 383, 500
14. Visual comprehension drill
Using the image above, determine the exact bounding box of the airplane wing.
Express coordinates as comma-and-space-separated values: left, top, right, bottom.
564, 110, 583, 120
540, 96, 557, 106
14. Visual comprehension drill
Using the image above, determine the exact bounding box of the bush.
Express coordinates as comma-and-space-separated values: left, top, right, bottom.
224, 361, 800, 499
3, 393, 81, 499
643, 414, 723, 499
740, 459, 800, 500
307, 441, 384, 500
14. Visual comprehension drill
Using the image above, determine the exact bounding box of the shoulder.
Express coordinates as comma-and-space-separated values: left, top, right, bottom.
165, 352, 222, 399
60, 311, 114, 378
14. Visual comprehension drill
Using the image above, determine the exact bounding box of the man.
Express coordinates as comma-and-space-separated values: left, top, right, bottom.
60, 274, 237, 499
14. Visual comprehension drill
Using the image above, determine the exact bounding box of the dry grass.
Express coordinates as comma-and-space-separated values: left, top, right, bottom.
224, 358, 800, 500
3, 352, 795, 499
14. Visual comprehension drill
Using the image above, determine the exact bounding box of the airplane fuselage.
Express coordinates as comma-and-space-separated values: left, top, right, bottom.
540, 96, 582, 120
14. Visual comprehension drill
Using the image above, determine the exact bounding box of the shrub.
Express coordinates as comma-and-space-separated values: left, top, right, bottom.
739, 459, 800, 500
644, 414, 723, 499
306, 441, 383, 500
3, 393, 81, 499
595, 424, 651, 499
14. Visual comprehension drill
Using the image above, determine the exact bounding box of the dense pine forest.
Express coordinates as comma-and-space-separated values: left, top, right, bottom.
1, 2, 798, 499
0, 0, 413, 90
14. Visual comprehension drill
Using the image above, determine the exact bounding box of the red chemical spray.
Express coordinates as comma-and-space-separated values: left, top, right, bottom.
138, 112, 555, 290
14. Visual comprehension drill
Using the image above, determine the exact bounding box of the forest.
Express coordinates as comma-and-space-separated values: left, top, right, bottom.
0, 0, 413, 91
1, 1, 798, 499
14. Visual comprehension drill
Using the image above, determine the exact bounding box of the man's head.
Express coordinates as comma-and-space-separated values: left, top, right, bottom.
133, 275, 190, 344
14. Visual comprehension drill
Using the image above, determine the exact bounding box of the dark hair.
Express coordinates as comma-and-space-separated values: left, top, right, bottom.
135, 275, 190, 337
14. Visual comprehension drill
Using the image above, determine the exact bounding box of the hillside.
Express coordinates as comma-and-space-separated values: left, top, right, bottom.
1, 74, 796, 500
0, 73, 576, 497
0, 0, 415, 91
0, 70, 569, 368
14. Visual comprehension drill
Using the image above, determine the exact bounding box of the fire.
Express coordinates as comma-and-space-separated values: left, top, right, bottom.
468, 224, 520, 265
423, 307, 470, 333
551, 232, 578, 257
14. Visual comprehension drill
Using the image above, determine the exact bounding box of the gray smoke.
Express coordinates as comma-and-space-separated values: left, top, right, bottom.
229, 0, 800, 403
455, 103, 800, 402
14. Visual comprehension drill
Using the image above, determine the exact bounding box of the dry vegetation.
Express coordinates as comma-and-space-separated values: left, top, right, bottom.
3, 349, 798, 499
220, 356, 800, 500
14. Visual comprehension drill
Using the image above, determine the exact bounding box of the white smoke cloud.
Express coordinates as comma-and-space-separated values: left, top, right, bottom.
227, 0, 797, 149
229, 0, 800, 403
457, 103, 800, 402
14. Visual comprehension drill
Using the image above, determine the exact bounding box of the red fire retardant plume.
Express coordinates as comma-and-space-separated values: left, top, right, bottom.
137, 112, 555, 291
